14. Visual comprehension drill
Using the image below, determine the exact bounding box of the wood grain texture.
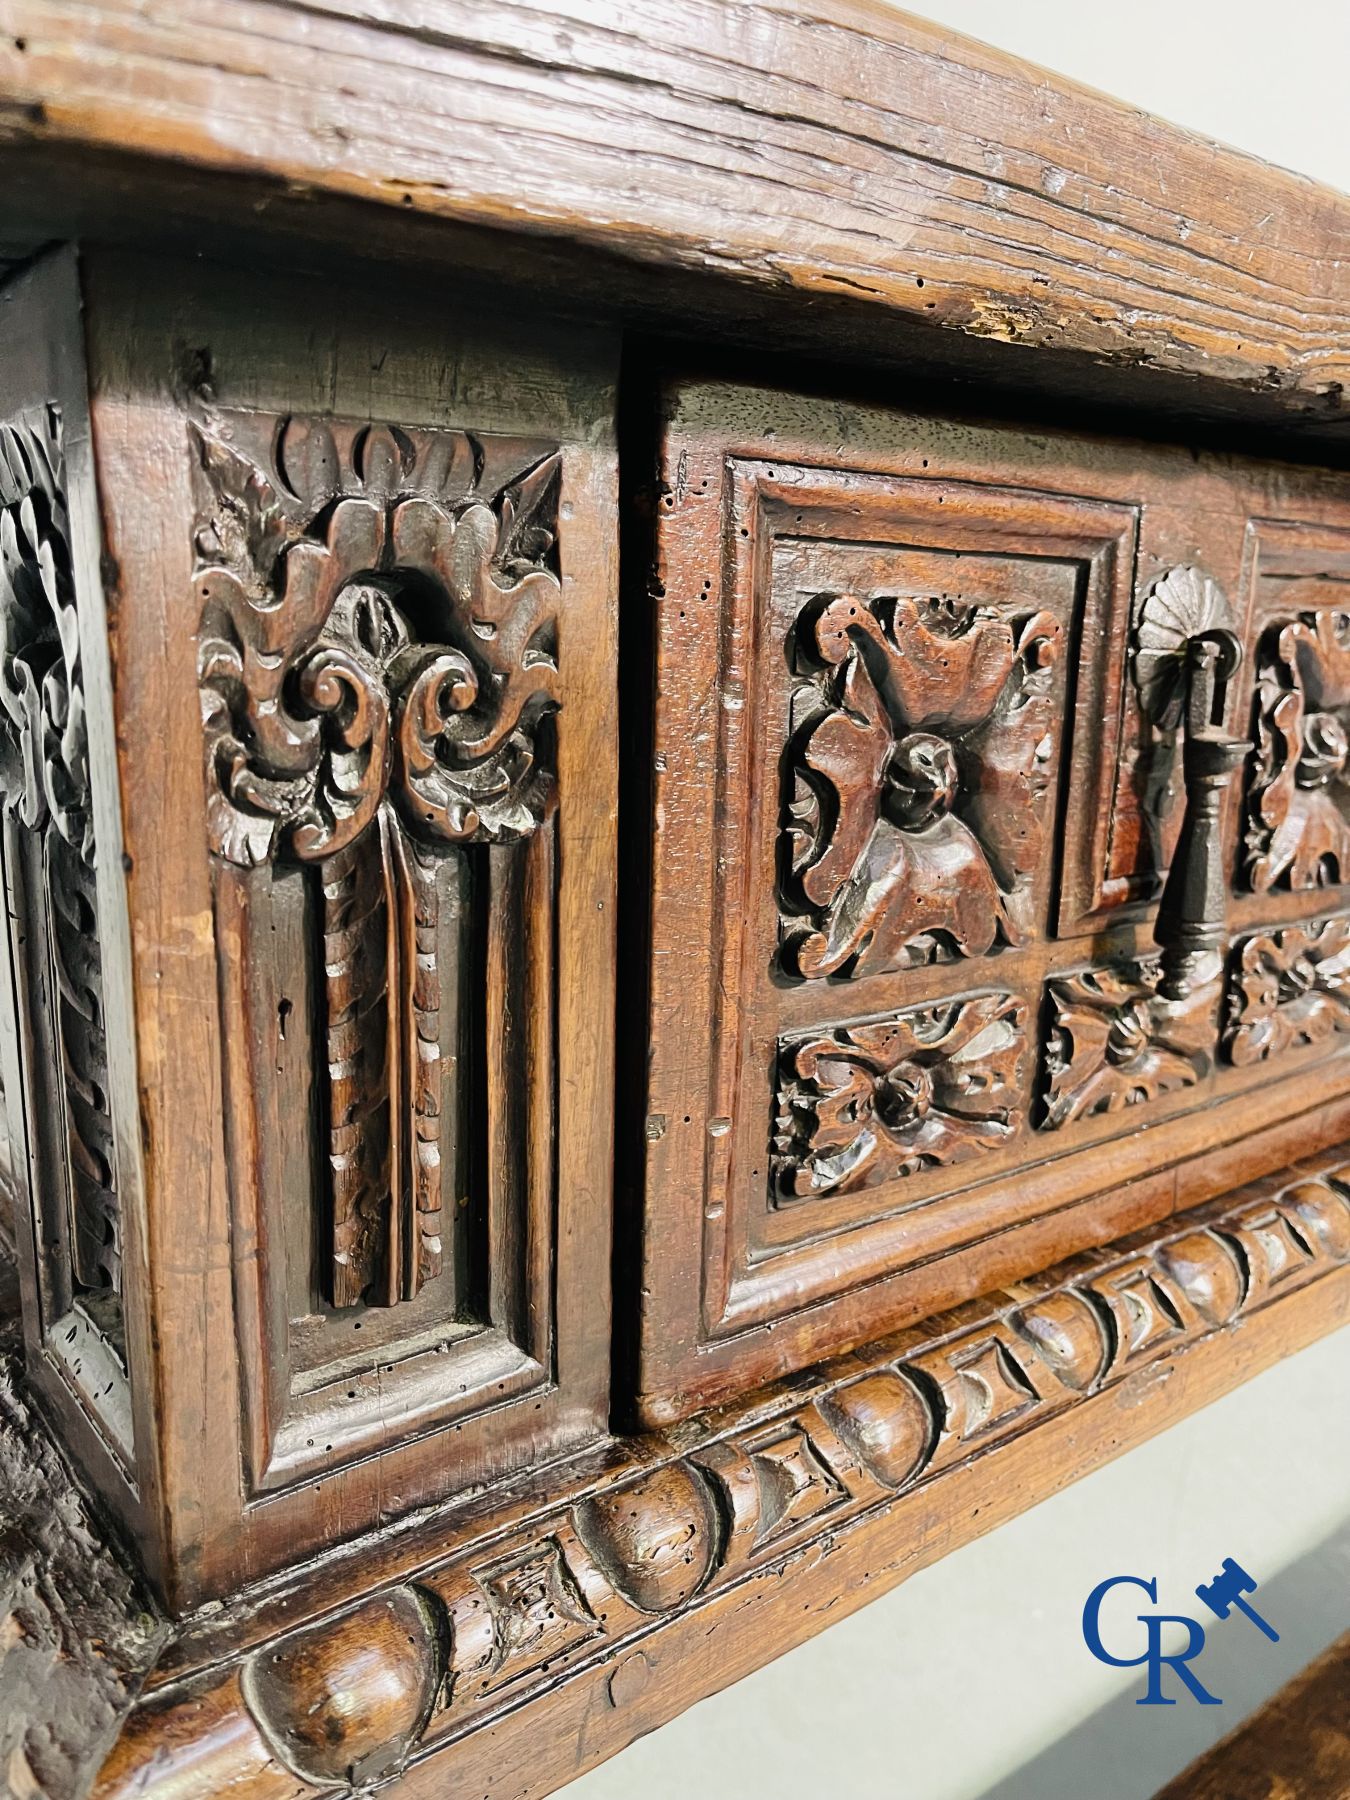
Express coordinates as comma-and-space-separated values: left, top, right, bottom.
0, 2, 1347, 443
1156, 1629, 1350, 1800
91, 1152, 1350, 1800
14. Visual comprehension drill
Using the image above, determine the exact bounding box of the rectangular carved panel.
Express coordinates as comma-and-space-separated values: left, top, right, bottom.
0, 250, 142, 1502
1226, 914, 1350, 1065
783, 595, 1062, 979
636, 378, 1350, 1423
1042, 960, 1219, 1129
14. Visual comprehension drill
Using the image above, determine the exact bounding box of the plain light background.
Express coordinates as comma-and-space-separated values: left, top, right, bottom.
567, 5, 1350, 1797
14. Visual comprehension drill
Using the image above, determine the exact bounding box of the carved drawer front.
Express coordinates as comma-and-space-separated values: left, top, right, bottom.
0, 247, 618, 1606
635, 378, 1350, 1423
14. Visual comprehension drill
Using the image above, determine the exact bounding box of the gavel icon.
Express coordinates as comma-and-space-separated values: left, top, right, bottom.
1194, 1558, 1280, 1642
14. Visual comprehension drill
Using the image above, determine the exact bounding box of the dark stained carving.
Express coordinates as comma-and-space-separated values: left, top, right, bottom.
1226, 915, 1350, 1066
783, 593, 1062, 979
1042, 960, 1218, 1129
192, 414, 561, 1305
0, 405, 121, 1306
1246, 609, 1350, 892
88, 1165, 1350, 1799
1133, 567, 1247, 1002
773, 990, 1027, 1199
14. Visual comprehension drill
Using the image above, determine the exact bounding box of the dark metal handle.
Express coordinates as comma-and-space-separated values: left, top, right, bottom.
1133, 570, 1249, 1002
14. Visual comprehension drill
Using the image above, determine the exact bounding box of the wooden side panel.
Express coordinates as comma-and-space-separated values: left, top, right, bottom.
0, 249, 150, 1545
79, 248, 618, 1604
636, 377, 1350, 1422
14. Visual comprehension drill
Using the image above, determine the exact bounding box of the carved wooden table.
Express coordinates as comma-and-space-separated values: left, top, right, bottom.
0, 6, 1347, 1796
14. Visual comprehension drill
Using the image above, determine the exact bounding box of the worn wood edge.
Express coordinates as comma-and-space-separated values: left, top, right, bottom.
0, 2, 1346, 437
90, 1155, 1350, 1800
0, 1355, 171, 1800
1154, 1627, 1350, 1799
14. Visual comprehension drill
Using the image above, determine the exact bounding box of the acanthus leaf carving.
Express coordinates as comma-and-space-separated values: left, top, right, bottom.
194, 417, 560, 866
1041, 958, 1218, 1129
1246, 609, 1350, 893
1225, 914, 1350, 1066
773, 990, 1027, 1200
782, 593, 1062, 980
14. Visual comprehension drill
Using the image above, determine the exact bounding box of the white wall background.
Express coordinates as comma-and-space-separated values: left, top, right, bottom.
893, 0, 1349, 193
568, 6, 1350, 1797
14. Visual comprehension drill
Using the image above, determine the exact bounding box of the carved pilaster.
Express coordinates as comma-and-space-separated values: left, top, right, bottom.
192, 413, 561, 1307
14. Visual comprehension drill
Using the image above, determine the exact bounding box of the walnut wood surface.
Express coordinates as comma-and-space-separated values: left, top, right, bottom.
635, 375, 1350, 1422
1155, 1629, 1350, 1800
89, 1157, 1350, 1800
11, 245, 620, 1608
0, 3, 1347, 447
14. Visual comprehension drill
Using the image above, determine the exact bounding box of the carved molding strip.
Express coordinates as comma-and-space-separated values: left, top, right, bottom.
773, 990, 1027, 1199
193, 414, 561, 1305
1246, 609, 1350, 893
98, 1164, 1350, 1799
782, 592, 1062, 979
0, 404, 120, 1306
1041, 958, 1219, 1129
1226, 914, 1350, 1066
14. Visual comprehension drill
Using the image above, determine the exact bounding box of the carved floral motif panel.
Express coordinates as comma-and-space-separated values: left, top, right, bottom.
773, 990, 1028, 1199
781, 593, 1063, 980
1226, 914, 1350, 1065
0, 402, 121, 1327
1246, 609, 1350, 892
1041, 960, 1219, 1129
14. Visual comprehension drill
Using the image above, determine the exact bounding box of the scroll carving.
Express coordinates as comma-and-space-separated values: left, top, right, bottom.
1042, 960, 1218, 1129
0, 405, 120, 1307
1226, 915, 1350, 1065
192, 414, 561, 1305
1246, 609, 1350, 892
773, 991, 1027, 1199
782, 593, 1062, 979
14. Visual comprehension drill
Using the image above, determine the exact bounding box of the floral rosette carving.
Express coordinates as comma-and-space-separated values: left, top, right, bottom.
773, 991, 1027, 1199
783, 593, 1062, 979
1042, 960, 1218, 1129
193, 416, 561, 867
1246, 609, 1350, 892
1226, 915, 1350, 1065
